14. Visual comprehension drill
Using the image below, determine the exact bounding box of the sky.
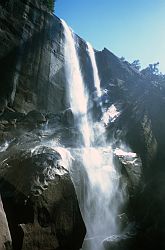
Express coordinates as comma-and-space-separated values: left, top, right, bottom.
55, 0, 165, 73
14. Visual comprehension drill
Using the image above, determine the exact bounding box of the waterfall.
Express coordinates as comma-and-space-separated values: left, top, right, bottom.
87, 42, 101, 97
86, 41, 105, 146
62, 19, 123, 250
61, 19, 92, 147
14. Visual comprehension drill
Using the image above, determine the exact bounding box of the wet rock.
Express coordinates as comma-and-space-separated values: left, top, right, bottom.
140, 114, 157, 165
21, 221, 59, 250
24, 110, 46, 124
116, 213, 129, 230
0, 145, 68, 196
114, 148, 142, 192
46, 113, 62, 123
0, 124, 5, 130
0, 145, 86, 250
61, 108, 74, 126
103, 232, 135, 250
0, 109, 25, 132
0, 121, 9, 126
0, 195, 12, 250
0, 98, 8, 114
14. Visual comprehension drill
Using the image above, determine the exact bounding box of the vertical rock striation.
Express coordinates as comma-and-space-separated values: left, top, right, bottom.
0, 0, 65, 113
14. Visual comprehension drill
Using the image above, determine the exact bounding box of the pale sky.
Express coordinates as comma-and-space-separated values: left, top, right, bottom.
56, 0, 165, 73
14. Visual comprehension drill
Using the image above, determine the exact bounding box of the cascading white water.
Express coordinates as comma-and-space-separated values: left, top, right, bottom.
87, 42, 101, 97
81, 147, 123, 250
86, 41, 106, 146
61, 19, 92, 147
62, 19, 123, 250
83, 42, 123, 250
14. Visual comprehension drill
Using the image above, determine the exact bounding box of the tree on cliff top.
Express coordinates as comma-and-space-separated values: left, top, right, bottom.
131, 60, 141, 71
42, 0, 55, 11
141, 62, 165, 83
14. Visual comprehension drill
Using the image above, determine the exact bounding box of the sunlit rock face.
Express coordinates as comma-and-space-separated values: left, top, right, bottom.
114, 148, 142, 191
102, 104, 120, 125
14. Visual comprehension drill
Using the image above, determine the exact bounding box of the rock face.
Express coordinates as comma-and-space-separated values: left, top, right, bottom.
0, 109, 86, 250
0, 143, 86, 250
0, 195, 12, 250
0, 0, 66, 113
96, 50, 165, 249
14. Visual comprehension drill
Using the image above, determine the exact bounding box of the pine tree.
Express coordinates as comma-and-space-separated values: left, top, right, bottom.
42, 0, 55, 12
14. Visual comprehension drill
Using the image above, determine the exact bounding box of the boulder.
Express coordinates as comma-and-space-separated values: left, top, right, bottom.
103, 232, 135, 250
24, 110, 46, 125
61, 108, 74, 126
0, 145, 86, 250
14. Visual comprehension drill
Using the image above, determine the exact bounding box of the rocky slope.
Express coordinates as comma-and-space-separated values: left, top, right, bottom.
0, 0, 165, 250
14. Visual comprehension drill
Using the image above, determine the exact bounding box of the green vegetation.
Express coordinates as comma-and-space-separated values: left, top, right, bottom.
121, 57, 165, 84
42, 0, 55, 11
141, 62, 165, 83
131, 60, 141, 71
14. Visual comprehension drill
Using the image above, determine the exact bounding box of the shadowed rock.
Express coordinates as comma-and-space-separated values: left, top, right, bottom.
0, 145, 86, 250
0, 195, 12, 250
